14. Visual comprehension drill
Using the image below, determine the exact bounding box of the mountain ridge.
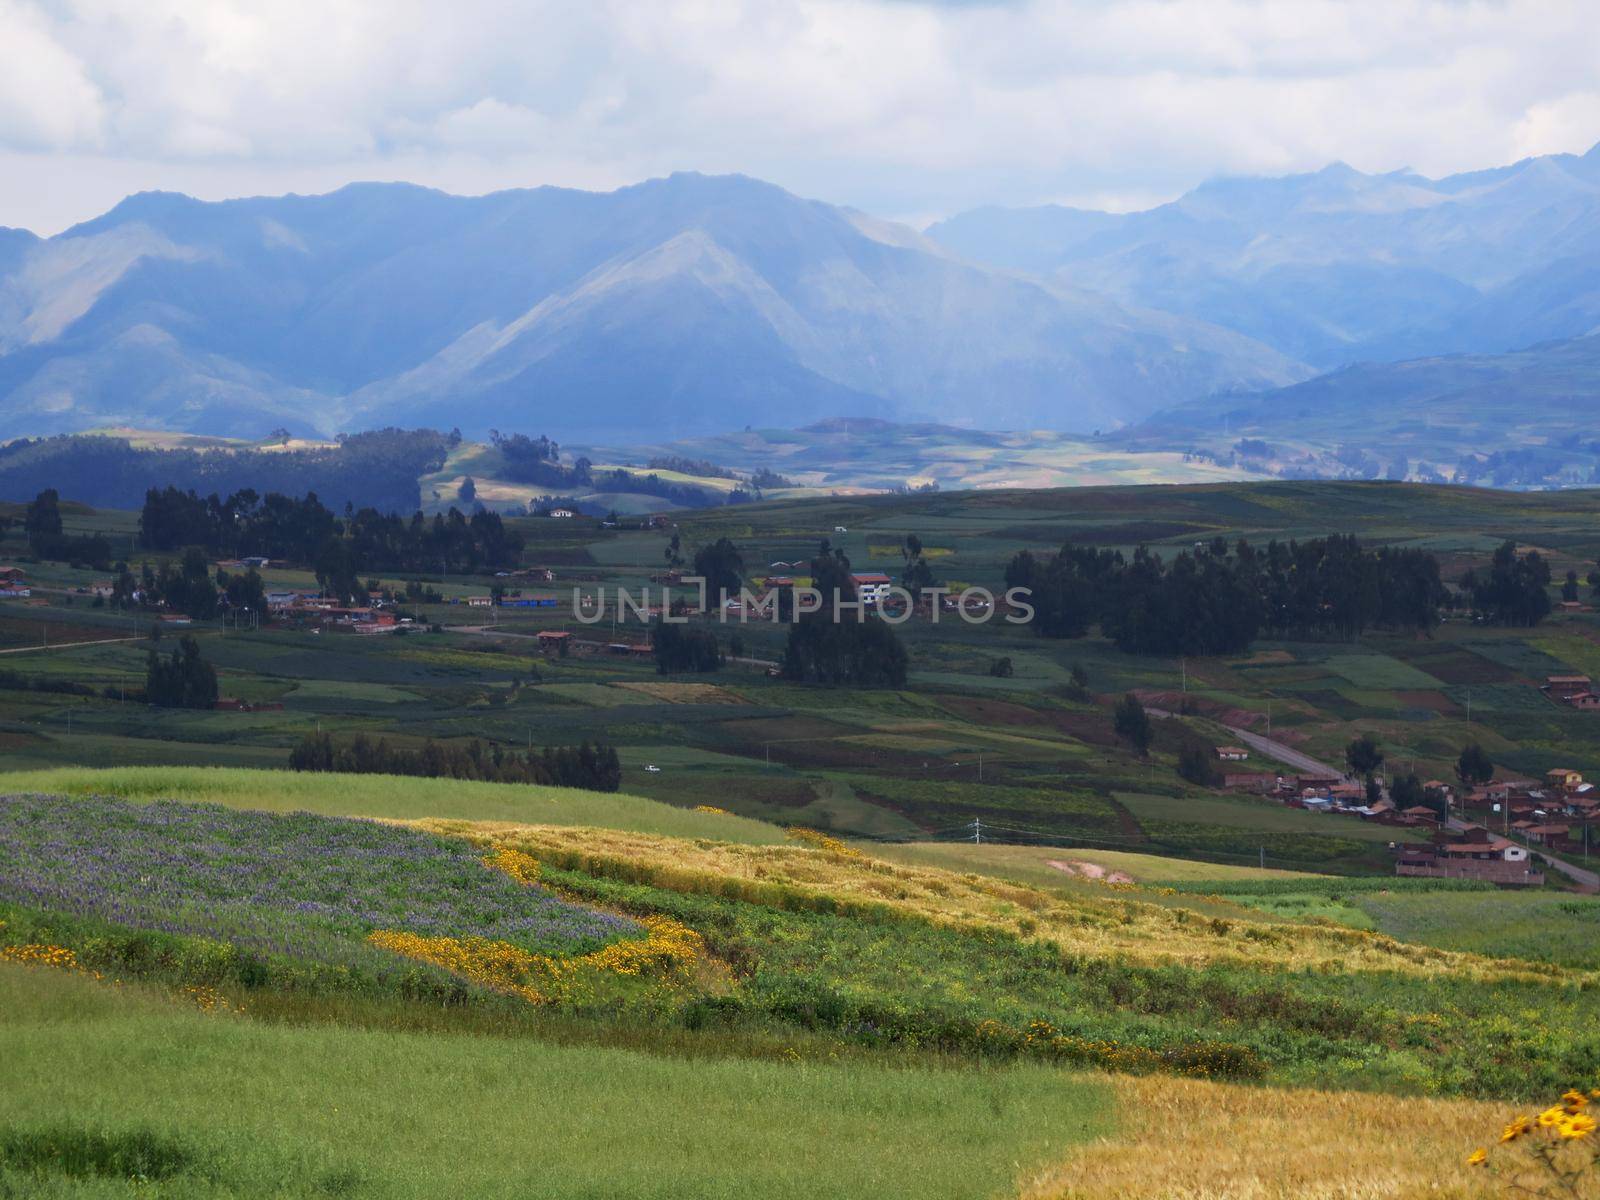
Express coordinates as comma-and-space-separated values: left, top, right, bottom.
0, 172, 1306, 441
928, 141, 1600, 367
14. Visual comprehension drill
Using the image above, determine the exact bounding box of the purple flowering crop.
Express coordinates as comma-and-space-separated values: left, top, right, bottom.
0, 793, 636, 966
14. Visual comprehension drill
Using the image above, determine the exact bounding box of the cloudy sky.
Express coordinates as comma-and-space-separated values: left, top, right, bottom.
2, 0, 1597, 235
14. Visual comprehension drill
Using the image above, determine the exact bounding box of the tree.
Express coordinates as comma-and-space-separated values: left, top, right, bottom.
458, 476, 477, 505
693, 538, 745, 605
1113, 693, 1152, 756
652, 624, 721, 673
1459, 542, 1551, 627
1390, 773, 1424, 809
1456, 742, 1494, 787
1345, 733, 1384, 779
315, 537, 361, 605
24, 488, 62, 553
219, 567, 267, 619
144, 636, 219, 709
988, 656, 1014, 678
1176, 737, 1221, 786
1563, 570, 1580, 602
780, 553, 907, 687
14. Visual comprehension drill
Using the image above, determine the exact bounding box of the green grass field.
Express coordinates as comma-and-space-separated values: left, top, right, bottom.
1, 965, 1111, 1200
0, 766, 786, 844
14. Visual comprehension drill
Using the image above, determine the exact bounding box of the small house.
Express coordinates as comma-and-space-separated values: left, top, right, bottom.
1216, 746, 1250, 762
466, 595, 494, 608
1547, 768, 1585, 790
1524, 823, 1570, 845
850, 573, 894, 604
548, 508, 575, 519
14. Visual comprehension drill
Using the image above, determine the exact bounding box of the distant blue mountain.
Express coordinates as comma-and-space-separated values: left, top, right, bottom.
929, 144, 1600, 368
0, 174, 1302, 441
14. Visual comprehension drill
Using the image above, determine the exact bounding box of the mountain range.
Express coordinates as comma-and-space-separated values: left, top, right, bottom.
0, 174, 1300, 442
928, 143, 1600, 369
4, 143, 1600, 449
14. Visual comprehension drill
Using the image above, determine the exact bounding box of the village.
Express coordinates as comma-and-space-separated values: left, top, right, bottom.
1217, 735, 1596, 886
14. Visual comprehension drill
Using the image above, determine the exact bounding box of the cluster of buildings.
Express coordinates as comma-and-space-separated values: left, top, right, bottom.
1459, 770, 1598, 854
1543, 674, 1600, 710
1221, 743, 1592, 885
264, 590, 406, 634
1396, 828, 1544, 886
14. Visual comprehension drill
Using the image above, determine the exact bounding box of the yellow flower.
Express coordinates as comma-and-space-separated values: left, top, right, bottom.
1538, 1106, 1566, 1127
1501, 1116, 1531, 1143
1562, 1089, 1590, 1113
1559, 1113, 1596, 1140
1466, 1148, 1487, 1166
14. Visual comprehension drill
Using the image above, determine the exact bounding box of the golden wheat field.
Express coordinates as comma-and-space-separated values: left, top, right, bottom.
410, 818, 1587, 986
1020, 1075, 1503, 1200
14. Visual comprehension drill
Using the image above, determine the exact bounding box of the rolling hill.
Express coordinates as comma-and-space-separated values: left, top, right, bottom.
0, 174, 1304, 442
1128, 332, 1600, 486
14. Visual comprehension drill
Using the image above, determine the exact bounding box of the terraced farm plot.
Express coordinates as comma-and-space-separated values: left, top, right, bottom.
1387, 641, 1520, 685
1320, 652, 1444, 690
1116, 793, 1417, 843
1459, 637, 1570, 680
611, 681, 747, 705
284, 679, 422, 705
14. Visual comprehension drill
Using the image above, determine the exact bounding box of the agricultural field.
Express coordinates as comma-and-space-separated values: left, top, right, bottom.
2, 772, 1592, 1198
5, 480, 1600, 880
4, 479, 1600, 1194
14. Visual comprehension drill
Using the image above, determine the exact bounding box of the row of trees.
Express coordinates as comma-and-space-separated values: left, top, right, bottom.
288, 732, 622, 791
1007, 536, 1450, 655
139, 488, 524, 602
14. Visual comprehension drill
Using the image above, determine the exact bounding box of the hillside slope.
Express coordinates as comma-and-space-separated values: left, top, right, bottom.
1131, 333, 1600, 484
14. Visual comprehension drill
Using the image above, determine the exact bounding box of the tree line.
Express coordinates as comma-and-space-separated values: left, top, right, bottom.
1006, 535, 1456, 655
139, 488, 524, 602
288, 732, 622, 791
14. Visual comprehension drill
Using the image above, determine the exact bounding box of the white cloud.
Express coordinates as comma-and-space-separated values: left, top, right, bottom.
0, 0, 1596, 234
0, 0, 105, 150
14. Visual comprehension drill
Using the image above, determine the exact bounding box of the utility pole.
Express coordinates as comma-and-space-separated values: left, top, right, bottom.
1466, 688, 1472, 726
1259, 844, 1265, 870
978, 750, 983, 783
972, 817, 983, 845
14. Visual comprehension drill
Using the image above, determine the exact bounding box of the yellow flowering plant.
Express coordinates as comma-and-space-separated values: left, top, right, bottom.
1470, 1085, 1600, 1196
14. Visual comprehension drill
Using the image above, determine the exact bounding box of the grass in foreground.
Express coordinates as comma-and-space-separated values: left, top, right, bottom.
0, 766, 784, 844
0, 964, 1113, 1200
